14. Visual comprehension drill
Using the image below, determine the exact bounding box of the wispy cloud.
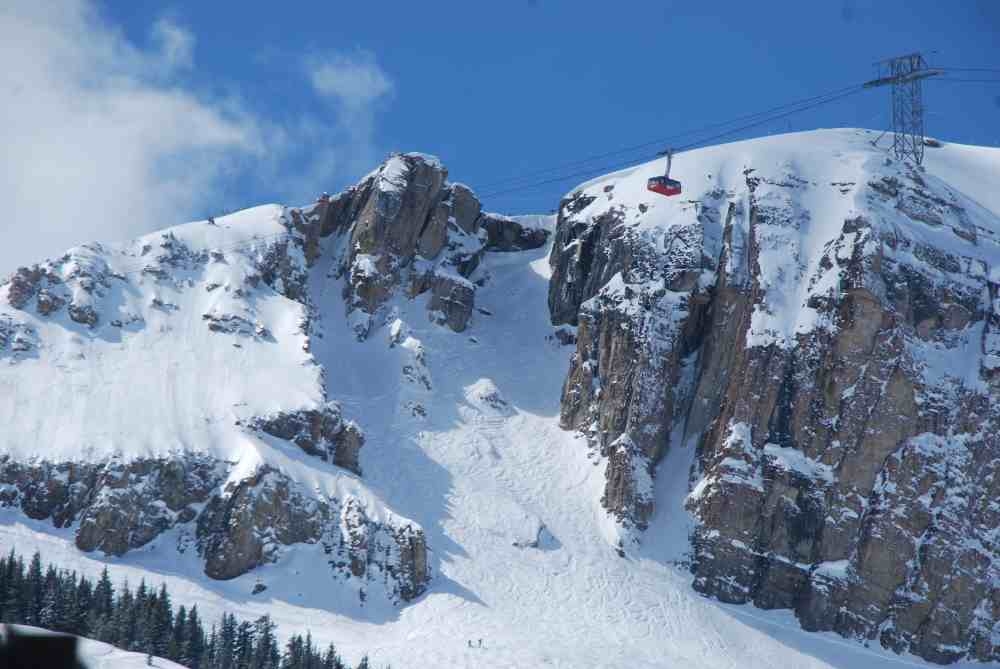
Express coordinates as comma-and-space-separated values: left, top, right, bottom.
304, 50, 395, 176
307, 50, 394, 111
0, 1, 266, 274
0, 3, 398, 275
150, 16, 195, 73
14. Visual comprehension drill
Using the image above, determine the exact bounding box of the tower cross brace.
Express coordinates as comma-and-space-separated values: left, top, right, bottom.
864, 52, 941, 165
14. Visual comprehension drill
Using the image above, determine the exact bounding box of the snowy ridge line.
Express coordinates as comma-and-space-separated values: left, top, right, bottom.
111, 230, 293, 275
0, 229, 293, 282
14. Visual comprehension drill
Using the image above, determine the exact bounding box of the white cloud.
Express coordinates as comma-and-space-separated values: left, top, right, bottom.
0, 3, 397, 276
151, 17, 195, 73
0, 1, 265, 274
307, 51, 394, 111
305, 51, 394, 176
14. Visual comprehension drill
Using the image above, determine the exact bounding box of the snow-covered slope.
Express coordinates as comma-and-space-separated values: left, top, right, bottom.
0, 204, 319, 463
3, 238, 977, 669
0, 131, 998, 667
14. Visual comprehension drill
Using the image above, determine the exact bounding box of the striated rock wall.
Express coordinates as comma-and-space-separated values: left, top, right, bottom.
550, 157, 1000, 662
549, 191, 713, 536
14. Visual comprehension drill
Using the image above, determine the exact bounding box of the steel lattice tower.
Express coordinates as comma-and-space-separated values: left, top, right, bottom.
864, 53, 941, 165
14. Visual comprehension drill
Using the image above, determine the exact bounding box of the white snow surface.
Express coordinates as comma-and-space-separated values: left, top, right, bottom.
0, 204, 320, 464
1, 129, 998, 668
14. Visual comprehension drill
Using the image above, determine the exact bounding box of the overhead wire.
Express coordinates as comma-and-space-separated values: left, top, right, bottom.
933, 67, 1000, 73
9, 64, 995, 289
477, 82, 866, 191
480, 64, 999, 202
673, 86, 866, 152
930, 78, 1000, 84
928, 66, 1000, 84
480, 85, 868, 199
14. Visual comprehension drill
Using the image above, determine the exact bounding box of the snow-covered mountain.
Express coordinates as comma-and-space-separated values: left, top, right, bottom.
1, 129, 999, 668
550, 129, 1000, 664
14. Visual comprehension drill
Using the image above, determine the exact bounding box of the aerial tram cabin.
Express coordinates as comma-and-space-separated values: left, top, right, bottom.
647, 175, 682, 197
647, 148, 682, 197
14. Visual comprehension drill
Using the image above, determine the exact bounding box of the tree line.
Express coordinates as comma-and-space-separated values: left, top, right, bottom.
0, 548, 384, 669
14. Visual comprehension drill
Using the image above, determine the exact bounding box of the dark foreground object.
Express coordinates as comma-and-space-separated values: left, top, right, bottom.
0, 626, 82, 669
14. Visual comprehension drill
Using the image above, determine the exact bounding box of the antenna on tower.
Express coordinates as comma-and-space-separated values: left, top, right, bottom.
863, 52, 942, 165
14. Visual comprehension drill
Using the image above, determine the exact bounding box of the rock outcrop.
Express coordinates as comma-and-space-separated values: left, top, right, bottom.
481, 213, 550, 252
550, 147, 1000, 663
250, 403, 364, 475
0, 454, 428, 602
0, 317, 35, 358
0, 455, 222, 554
2, 249, 113, 329
196, 467, 428, 601
427, 271, 476, 333
291, 154, 497, 337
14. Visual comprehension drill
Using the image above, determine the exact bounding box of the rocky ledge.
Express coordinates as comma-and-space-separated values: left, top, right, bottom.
292, 153, 548, 338
0, 453, 428, 603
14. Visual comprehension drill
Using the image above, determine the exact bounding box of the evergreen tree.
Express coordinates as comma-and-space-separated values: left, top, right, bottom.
72, 573, 93, 637
114, 581, 137, 650
8, 553, 27, 625
151, 583, 173, 657
26, 551, 44, 625
234, 619, 255, 669
321, 643, 345, 669
304, 631, 316, 669
206, 624, 219, 669
171, 604, 187, 661
91, 566, 115, 643
130, 579, 151, 652
0, 549, 10, 618
282, 633, 304, 669
185, 605, 206, 669
218, 612, 237, 669
38, 565, 60, 630
0, 549, 370, 669
253, 615, 279, 669
94, 567, 114, 618
49, 569, 73, 633
356, 655, 371, 669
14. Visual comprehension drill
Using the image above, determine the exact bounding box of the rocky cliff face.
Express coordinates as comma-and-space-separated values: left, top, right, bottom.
0, 152, 547, 605
549, 131, 1000, 663
306, 153, 548, 338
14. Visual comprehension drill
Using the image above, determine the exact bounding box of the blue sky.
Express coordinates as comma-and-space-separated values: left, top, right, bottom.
1, 1, 998, 270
